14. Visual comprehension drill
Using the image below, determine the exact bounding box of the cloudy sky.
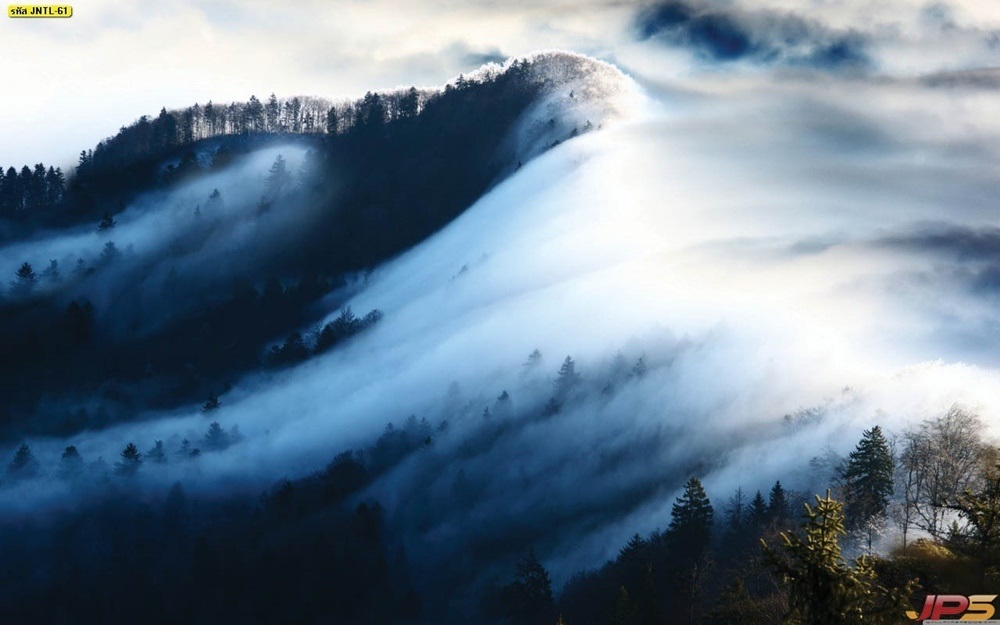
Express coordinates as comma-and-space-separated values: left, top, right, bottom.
1, 0, 998, 166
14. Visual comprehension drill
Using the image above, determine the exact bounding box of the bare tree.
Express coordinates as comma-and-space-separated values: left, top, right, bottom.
897, 405, 986, 540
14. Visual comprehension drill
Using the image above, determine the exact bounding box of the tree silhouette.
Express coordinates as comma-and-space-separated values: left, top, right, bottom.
6, 443, 39, 480
146, 440, 167, 464
15, 262, 36, 283
265, 154, 291, 197
115, 443, 142, 478
97, 210, 116, 231
204, 421, 231, 451
748, 490, 768, 528
58, 445, 85, 479
202, 393, 220, 412
500, 548, 555, 625
840, 425, 894, 530
768, 480, 789, 522
667, 476, 715, 560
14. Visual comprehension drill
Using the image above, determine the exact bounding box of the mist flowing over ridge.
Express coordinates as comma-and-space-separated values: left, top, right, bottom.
0, 25, 999, 623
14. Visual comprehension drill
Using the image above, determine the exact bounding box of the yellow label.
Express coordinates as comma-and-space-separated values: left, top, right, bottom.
8, 5, 72, 17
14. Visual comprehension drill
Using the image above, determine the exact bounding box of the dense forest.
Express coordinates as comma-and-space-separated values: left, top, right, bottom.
2, 349, 997, 623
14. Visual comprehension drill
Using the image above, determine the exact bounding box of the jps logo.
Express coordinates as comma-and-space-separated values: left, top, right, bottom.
906, 595, 998, 621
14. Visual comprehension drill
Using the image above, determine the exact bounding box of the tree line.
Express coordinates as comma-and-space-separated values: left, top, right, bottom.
4, 346, 1000, 623
76, 87, 425, 177
0, 163, 65, 217
511, 408, 1000, 625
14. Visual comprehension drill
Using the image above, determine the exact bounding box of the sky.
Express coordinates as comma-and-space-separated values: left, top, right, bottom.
1, 0, 999, 166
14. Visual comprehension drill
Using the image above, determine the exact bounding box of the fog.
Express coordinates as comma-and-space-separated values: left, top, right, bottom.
1, 1, 999, 608
0, 145, 311, 332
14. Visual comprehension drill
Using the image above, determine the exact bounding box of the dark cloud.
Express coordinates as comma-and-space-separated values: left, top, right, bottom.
921, 68, 1000, 89
875, 225, 1000, 300
635, 0, 870, 69
877, 224, 1000, 262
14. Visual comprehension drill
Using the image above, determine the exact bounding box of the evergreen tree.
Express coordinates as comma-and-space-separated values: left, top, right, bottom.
617, 533, 648, 563
146, 440, 167, 464
725, 486, 746, 533
266, 93, 281, 131
326, 106, 339, 134
115, 443, 142, 477
44, 166, 64, 205
58, 445, 85, 479
14, 262, 36, 294
202, 392, 220, 412
399, 87, 420, 119
554, 355, 581, 396
749, 490, 768, 528
264, 154, 292, 197
763, 492, 917, 625
6, 443, 39, 480
500, 548, 555, 625
666, 476, 714, 558
840, 425, 894, 530
768, 480, 789, 523
17, 165, 30, 209
100, 241, 119, 263
97, 210, 116, 231
204, 421, 231, 451
40, 259, 59, 282
632, 355, 647, 378
612, 586, 638, 625
523, 349, 543, 371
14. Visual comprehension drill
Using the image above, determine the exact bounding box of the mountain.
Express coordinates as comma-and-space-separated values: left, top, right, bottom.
0, 52, 633, 441
1, 43, 996, 624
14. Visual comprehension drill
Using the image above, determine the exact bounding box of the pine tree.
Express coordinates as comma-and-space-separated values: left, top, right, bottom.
13, 261, 37, 296
725, 487, 746, 533
97, 210, 116, 231
500, 548, 555, 625
768, 480, 789, 523
266, 93, 280, 132
202, 392, 220, 412
41, 259, 59, 282
612, 586, 637, 625
264, 154, 291, 197
15, 261, 36, 283
667, 476, 714, 558
326, 106, 339, 134
100, 241, 119, 263
840, 425, 894, 530
204, 421, 230, 451
6, 443, 39, 480
632, 356, 647, 378
399, 87, 420, 119
554, 355, 581, 396
617, 533, 648, 563
749, 490, 768, 528
115, 442, 142, 477
763, 491, 917, 625
146, 440, 167, 464
523, 349, 543, 371
58, 445, 84, 480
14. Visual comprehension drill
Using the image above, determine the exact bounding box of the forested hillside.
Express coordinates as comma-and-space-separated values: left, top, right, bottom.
0, 53, 603, 440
